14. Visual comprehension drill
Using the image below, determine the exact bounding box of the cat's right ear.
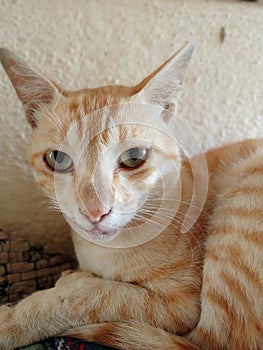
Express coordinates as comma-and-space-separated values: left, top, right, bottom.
0, 48, 62, 128
133, 43, 193, 121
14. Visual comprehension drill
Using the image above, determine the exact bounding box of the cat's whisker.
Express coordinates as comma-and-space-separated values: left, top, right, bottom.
134, 211, 185, 229
133, 214, 169, 232
140, 206, 191, 222
141, 206, 179, 215
131, 213, 198, 262
147, 197, 205, 212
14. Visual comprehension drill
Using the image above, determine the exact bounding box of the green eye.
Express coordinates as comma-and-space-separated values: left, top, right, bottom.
119, 148, 148, 169
44, 151, 74, 172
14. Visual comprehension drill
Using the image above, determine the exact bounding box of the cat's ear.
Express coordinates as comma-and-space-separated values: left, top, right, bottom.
133, 43, 193, 120
0, 48, 62, 128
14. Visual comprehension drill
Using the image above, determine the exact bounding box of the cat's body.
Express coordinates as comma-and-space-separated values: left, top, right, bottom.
0, 45, 262, 350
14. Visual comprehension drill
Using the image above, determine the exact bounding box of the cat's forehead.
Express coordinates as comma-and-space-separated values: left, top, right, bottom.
64, 85, 136, 115
43, 88, 162, 141
55, 87, 135, 131
35, 87, 130, 141
62, 101, 155, 152
34, 87, 173, 164
59, 91, 141, 144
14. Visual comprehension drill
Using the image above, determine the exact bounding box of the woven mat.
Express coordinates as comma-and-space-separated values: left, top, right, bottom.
0, 230, 77, 303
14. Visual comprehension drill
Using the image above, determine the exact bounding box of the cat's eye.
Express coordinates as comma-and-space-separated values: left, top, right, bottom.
44, 151, 74, 172
119, 148, 148, 169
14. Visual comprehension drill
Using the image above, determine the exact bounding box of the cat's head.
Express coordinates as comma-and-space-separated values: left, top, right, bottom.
0, 45, 193, 247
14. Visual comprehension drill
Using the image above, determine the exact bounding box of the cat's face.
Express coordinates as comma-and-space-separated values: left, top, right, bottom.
30, 94, 182, 247
0, 45, 193, 247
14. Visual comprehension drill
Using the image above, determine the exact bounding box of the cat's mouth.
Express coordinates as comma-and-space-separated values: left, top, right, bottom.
86, 228, 118, 238
67, 217, 119, 242
81, 226, 119, 242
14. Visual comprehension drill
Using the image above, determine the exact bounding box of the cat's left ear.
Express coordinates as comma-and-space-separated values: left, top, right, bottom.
133, 43, 193, 120
0, 48, 62, 128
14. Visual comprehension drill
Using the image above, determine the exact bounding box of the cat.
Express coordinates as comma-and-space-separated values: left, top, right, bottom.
0, 44, 262, 350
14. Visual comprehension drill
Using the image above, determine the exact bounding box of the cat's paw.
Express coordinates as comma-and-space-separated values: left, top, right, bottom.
0, 305, 16, 350
55, 269, 94, 287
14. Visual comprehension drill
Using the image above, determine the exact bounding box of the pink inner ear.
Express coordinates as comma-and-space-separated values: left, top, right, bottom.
25, 103, 42, 128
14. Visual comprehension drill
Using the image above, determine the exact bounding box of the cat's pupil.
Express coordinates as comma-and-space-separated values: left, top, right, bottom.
53, 151, 65, 163
130, 149, 140, 160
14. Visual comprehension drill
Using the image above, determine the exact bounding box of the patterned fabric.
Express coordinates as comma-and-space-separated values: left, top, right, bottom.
20, 340, 54, 350
20, 338, 114, 350
54, 338, 114, 350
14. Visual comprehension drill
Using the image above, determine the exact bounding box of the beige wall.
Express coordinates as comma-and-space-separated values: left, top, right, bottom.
0, 0, 262, 253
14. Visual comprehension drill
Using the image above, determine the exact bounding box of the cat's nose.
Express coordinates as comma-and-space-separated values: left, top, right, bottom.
79, 207, 111, 224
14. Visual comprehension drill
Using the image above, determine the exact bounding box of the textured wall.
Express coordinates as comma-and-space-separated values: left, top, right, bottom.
0, 0, 262, 253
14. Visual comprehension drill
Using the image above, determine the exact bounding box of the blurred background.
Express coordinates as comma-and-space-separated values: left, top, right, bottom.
0, 0, 262, 255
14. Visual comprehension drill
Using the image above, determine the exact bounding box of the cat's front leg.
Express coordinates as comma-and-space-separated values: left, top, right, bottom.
0, 272, 106, 349
0, 273, 119, 349
55, 269, 94, 287
0, 305, 15, 350
0, 271, 198, 349
0, 287, 73, 350
0, 271, 95, 350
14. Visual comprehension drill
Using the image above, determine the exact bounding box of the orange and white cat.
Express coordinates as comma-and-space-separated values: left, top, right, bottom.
0, 44, 262, 350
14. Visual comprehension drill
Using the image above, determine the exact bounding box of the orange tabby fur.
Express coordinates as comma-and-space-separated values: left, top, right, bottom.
0, 45, 262, 350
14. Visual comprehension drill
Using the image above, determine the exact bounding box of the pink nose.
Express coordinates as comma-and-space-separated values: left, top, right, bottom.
79, 207, 111, 223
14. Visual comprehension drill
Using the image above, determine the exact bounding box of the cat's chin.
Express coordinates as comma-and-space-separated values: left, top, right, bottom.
68, 220, 119, 244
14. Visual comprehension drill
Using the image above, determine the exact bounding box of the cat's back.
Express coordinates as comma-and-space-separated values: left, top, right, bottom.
205, 138, 263, 177
191, 139, 263, 349
205, 138, 263, 234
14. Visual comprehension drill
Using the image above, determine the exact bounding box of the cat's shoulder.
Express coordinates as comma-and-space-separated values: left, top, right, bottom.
204, 139, 263, 174
202, 139, 263, 202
